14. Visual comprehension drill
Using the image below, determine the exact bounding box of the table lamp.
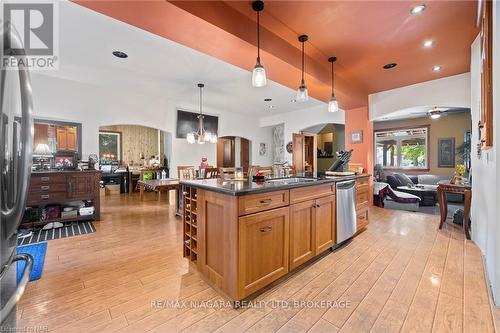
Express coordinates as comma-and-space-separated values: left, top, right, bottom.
34, 143, 53, 170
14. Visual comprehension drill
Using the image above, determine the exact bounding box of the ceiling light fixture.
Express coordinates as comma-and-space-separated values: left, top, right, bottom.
432, 65, 442, 72
251, 1, 267, 88
328, 56, 339, 113
383, 63, 397, 69
112, 51, 128, 58
428, 107, 442, 119
410, 4, 426, 15
423, 40, 434, 48
268, 105, 275, 109
296, 34, 309, 102
187, 83, 217, 145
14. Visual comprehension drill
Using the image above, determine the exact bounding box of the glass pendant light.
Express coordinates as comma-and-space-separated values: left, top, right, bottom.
328, 56, 339, 113
252, 1, 267, 87
296, 35, 309, 102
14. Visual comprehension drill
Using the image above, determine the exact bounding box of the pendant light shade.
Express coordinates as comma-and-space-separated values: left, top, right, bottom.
296, 35, 309, 102
328, 56, 339, 112
187, 83, 217, 144
328, 96, 338, 113
251, 1, 267, 87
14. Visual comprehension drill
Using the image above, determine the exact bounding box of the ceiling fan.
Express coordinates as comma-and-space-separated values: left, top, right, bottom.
427, 107, 469, 119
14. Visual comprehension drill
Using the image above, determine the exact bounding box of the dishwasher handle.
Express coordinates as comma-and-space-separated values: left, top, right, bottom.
336, 180, 356, 190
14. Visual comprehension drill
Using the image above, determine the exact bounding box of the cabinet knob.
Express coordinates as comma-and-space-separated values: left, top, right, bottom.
41, 185, 50, 191
259, 226, 272, 233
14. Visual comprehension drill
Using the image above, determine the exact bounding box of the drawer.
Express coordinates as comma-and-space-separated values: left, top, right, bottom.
29, 182, 67, 194
290, 184, 335, 204
356, 190, 369, 210
356, 208, 369, 232
238, 190, 289, 216
26, 192, 67, 206
356, 177, 369, 194
30, 174, 66, 185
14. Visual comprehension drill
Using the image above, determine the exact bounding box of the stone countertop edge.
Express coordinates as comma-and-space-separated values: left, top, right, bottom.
180, 174, 371, 196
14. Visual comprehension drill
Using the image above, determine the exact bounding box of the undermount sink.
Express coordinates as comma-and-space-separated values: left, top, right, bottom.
266, 177, 318, 184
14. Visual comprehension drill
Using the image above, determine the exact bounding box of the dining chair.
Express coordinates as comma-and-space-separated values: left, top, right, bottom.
204, 167, 220, 179
219, 167, 235, 180
177, 165, 196, 180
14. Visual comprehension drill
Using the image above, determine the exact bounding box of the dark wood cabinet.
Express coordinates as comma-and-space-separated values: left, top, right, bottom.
25, 170, 101, 226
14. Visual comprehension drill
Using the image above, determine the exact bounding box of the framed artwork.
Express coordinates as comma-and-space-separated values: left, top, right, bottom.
350, 130, 363, 144
438, 137, 455, 168
259, 143, 267, 156
99, 131, 121, 163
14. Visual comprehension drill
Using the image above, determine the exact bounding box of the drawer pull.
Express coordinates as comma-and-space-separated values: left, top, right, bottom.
358, 214, 366, 220
40, 194, 50, 200
40, 185, 50, 191
259, 226, 272, 233
41, 177, 50, 182
259, 199, 272, 205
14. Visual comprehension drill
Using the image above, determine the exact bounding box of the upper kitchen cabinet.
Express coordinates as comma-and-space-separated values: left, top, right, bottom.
33, 119, 82, 159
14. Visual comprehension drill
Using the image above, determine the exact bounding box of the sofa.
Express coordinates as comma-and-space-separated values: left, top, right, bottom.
374, 182, 420, 212
385, 173, 463, 203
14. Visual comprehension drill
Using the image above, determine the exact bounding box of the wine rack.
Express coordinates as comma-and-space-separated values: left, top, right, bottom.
182, 185, 198, 264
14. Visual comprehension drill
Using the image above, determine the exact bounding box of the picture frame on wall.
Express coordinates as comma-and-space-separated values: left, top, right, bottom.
99, 131, 122, 164
350, 130, 363, 144
438, 137, 455, 168
259, 143, 267, 156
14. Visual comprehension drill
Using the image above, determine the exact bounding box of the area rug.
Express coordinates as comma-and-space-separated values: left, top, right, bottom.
16, 242, 47, 283
17, 221, 96, 246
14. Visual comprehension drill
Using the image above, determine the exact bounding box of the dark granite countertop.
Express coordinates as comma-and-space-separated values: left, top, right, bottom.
180, 174, 370, 196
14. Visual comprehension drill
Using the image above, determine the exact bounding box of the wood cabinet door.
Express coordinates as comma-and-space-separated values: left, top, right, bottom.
67, 174, 93, 199
238, 206, 289, 297
289, 199, 315, 270
292, 133, 304, 173
314, 195, 336, 253
66, 127, 77, 151
56, 127, 67, 150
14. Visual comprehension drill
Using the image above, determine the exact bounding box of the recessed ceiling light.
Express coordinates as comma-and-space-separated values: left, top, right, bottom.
410, 4, 426, 15
432, 65, 442, 72
383, 63, 397, 69
423, 40, 434, 48
264, 98, 272, 102
112, 51, 128, 59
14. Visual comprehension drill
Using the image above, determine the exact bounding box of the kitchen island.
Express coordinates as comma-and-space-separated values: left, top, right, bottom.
181, 175, 370, 302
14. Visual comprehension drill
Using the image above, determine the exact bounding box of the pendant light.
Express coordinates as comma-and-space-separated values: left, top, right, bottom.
328, 56, 339, 112
296, 34, 309, 102
187, 83, 217, 145
251, 1, 267, 87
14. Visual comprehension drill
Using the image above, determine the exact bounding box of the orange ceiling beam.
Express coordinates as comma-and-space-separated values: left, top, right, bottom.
72, 0, 368, 109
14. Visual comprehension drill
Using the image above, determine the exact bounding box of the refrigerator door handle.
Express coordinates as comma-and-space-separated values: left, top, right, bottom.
0, 253, 33, 324
1, 22, 34, 236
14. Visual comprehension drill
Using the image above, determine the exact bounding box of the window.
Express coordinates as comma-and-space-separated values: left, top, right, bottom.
375, 127, 429, 169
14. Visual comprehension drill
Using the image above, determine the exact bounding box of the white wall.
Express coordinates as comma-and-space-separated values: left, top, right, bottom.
470, 1, 500, 305
259, 105, 345, 162
31, 73, 273, 173
368, 73, 471, 120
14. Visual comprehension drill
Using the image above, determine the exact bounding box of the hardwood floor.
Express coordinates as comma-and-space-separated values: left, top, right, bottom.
17, 192, 496, 332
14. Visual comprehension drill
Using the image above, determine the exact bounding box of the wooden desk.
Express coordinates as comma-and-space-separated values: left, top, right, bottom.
437, 180, 472, 239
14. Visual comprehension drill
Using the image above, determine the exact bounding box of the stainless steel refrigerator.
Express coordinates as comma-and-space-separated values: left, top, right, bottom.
0, 22, 34, 327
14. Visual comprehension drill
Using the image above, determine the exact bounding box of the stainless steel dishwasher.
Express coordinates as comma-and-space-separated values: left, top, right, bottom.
336, 180, 357, 244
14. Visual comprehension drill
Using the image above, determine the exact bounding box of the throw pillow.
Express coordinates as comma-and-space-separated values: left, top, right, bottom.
394, 173, 414, 187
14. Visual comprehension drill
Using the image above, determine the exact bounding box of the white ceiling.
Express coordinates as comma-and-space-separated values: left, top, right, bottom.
373, 106, 470, 122
39, 2, 323, 116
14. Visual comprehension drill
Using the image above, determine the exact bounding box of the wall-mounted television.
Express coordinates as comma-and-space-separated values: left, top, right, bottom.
176, 109, 218, 139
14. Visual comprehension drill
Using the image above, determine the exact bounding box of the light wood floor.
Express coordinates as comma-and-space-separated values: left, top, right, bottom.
17, 192, 497, 333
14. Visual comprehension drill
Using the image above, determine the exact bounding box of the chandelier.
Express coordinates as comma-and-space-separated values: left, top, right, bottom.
187, 83, 217, 144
